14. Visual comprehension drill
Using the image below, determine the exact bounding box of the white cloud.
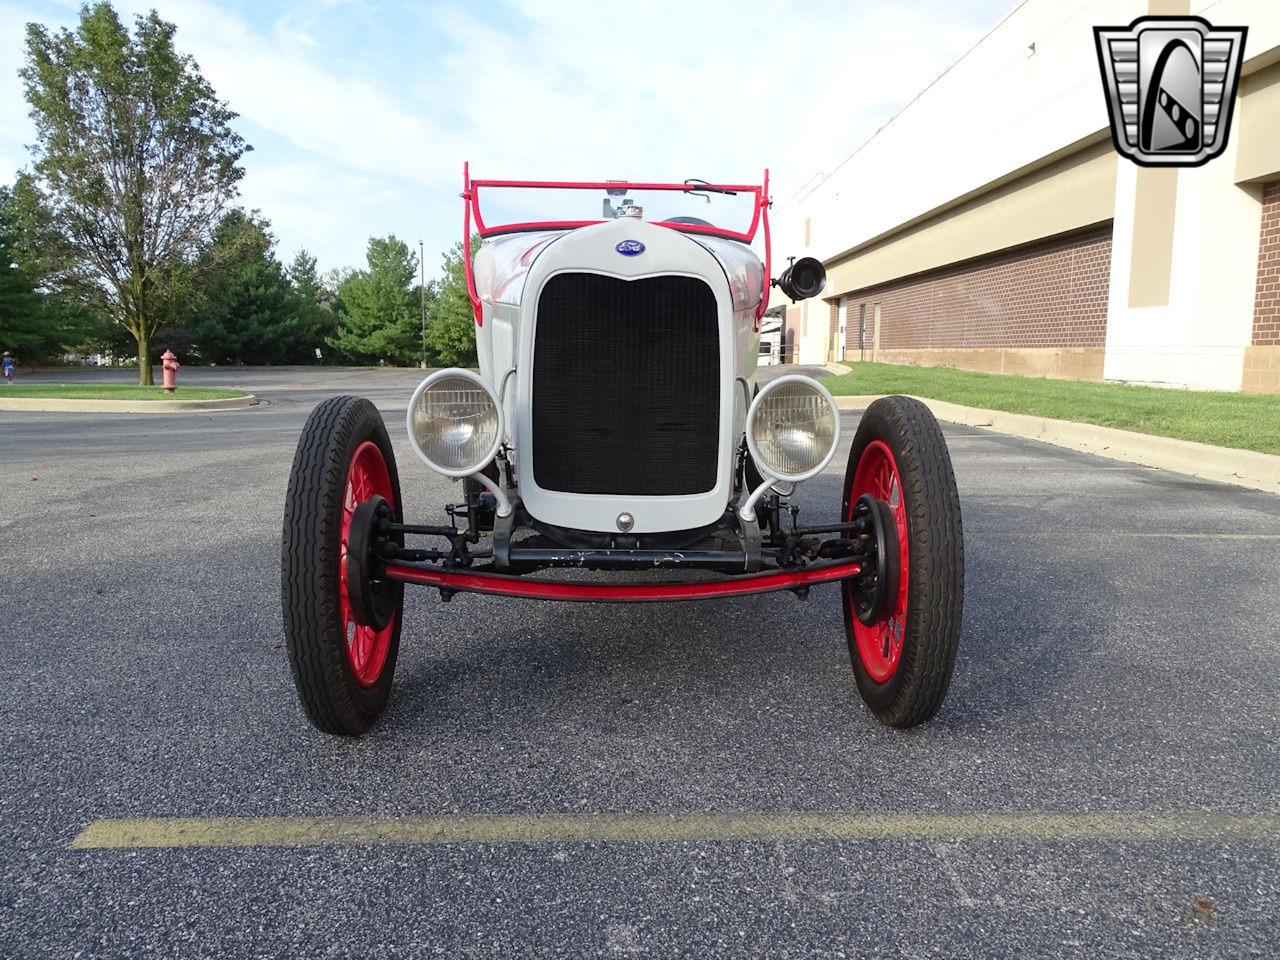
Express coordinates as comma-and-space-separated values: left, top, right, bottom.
0, 4, 39, 163
234, 155, 448, 271
422, 0, 1000, 203
113, 0, 467, 187
2, 0, 1005, 273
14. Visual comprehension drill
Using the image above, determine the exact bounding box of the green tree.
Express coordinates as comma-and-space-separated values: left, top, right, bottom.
19, 3, 249, 383
328, 235, 420, 365
189, 210, 310, 365
0, 186, 43, 356
288, 248, 337, 361
425, 238, 479, 368
0, 183, 106, 361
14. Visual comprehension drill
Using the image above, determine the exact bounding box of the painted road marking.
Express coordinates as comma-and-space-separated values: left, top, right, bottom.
70, 811, 1280, 850
969, 530, 1280, 540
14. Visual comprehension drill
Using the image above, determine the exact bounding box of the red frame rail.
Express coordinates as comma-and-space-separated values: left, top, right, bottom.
383, 558, 861, 603
461, 163, 773, 325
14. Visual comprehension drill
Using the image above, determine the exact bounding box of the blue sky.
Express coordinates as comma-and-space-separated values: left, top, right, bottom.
0, 0, 1012, 281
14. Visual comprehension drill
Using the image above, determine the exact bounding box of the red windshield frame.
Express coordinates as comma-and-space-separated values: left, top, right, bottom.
461, 164, 772, 325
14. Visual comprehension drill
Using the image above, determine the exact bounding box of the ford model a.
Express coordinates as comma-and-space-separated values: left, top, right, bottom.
282, 168, 964, 735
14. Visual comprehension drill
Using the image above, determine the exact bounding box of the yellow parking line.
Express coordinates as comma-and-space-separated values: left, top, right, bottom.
69, 811, 1280, 850
970, 530, 1280, 540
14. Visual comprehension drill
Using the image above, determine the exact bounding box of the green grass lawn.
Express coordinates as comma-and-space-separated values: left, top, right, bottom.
3, 384, 247, 401
822, 362, 1280, 455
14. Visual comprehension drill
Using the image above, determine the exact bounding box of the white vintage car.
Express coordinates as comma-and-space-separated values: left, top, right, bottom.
282, 169, 964, 736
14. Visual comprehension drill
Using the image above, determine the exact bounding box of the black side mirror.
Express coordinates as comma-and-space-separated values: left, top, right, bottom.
773, 256, 826, 302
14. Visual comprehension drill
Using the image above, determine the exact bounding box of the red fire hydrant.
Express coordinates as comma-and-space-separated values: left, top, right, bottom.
161, 349, 181, 392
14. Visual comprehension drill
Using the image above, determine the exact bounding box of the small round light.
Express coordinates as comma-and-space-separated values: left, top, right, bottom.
406, 369, 502, 477
747, 375, 840, 482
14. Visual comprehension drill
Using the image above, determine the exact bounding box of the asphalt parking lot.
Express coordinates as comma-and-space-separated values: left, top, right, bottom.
2, 366, 1278, 958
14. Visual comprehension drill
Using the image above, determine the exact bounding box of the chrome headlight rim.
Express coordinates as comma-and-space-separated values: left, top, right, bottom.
745, 374, 841, 483
405, 367, 504, 478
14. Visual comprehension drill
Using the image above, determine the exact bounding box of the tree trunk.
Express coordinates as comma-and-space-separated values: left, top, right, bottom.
137, 335, 153, 386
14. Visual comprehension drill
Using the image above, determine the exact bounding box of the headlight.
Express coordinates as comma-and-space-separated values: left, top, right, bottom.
746, 375, 840, 482
406, 368, 503, 477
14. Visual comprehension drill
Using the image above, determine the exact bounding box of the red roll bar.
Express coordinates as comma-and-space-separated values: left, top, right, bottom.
462, 161, 482, 326
460, 164, 773, 327
757, 168, 771, 324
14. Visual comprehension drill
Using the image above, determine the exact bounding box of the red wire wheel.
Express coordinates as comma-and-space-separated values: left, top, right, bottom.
339, 442, 397, 686
283, 396, 404, 735
841, 396, 964, 728
847, 440, 910, 683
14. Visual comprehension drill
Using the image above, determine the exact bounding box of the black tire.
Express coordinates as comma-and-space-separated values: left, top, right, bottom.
282, 396, 403, 735
841, 396, 963, 727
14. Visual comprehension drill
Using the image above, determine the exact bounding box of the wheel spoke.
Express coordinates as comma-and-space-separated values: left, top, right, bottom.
337, 441, 398, 688
352, 625, 367, 671
847, 438, 911, 685
344, 618, 358, 662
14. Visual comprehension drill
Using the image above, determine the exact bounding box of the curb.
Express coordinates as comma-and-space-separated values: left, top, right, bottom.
0, 394, 258, 413
834, 394, 1280, 496
823, 361, 853, 375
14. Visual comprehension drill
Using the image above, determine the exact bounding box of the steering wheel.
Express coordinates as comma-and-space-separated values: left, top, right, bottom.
661, 216, 714, 227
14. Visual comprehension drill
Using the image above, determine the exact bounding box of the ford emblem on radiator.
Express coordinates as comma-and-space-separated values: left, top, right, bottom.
615, 239, 645, 256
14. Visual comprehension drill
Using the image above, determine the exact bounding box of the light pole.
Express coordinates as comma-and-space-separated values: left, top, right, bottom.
418, 239, 427, 369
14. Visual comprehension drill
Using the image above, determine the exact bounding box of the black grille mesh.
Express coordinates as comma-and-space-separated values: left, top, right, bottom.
532, 273, 719, 496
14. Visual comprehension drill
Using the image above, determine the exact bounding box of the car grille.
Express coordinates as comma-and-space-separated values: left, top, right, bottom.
532, 272, 720, 497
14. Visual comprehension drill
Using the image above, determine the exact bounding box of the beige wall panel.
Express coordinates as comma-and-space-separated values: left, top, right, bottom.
1127, 169, 1179, 308
1237, 62, 1280, 185
869, 348, 1105, 381
1242, 346, 1280, 393
826, 142, 1116, 297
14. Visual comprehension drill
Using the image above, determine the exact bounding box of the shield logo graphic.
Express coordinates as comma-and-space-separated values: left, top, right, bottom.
1094, 16, 1247, 167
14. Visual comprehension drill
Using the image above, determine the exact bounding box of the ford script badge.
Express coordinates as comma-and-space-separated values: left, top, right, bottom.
615, 239, 645, 256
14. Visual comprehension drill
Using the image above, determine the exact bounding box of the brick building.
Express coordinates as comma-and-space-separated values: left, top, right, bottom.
772, 0, 1280, 393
